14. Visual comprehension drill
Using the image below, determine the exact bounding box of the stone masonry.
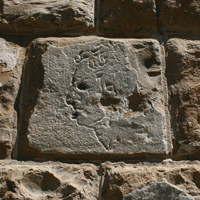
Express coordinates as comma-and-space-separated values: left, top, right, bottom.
0, 0, 200, 199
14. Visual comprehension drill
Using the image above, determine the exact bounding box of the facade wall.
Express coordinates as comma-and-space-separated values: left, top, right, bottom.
0, 0, 200, 199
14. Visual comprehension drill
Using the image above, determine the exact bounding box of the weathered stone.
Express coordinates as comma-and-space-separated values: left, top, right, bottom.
166, 39, 200, 159
158, 0, 200, 35
123, 182, 196, 200
0, 0, 95, 35
0, 160, 99, 200
0, 38, 24, 159
98, 0, 157, 36
17, 37, 171, 160
100, 160, 200, 200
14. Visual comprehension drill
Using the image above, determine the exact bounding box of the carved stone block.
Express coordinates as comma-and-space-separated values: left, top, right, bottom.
18, 37, 171, 160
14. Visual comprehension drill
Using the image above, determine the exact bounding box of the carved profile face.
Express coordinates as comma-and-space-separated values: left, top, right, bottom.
22, 38, 168, 156
65, 40, 137, 127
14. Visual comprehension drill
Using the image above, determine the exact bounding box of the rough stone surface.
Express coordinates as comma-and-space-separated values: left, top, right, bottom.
158, 0, 200, 35
0, 161, 99, 200
100, 160, 200, 200
1, 161, 200, 200
0, 0, 95, 35
166, 38, 200, 159
0, 38, 24, 159
98, 0, 157, 36
123, 181, 196, 200
17, 37, 171, 160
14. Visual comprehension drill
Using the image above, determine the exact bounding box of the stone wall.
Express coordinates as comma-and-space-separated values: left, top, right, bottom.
0, 0, 200, 199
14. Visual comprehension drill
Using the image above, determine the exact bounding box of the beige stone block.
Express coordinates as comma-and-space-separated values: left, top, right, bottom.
0, 160, 99, 200
166, 38, 200, 159
100, 161, 200, 200
0, 0, 95, 35
0, 38, 24, 159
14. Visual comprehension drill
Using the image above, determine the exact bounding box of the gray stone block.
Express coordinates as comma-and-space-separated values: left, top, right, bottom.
18, 37, 171, 160
124, 182, 196, 200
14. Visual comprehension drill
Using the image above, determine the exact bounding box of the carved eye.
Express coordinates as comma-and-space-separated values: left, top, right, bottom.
105, 83, 116, 93
77, 83, 88, 90
107, 85, 114, 92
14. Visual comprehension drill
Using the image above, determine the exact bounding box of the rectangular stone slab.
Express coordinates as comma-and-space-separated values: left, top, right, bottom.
18, 37, 171, 160
0, 0, 95, 35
